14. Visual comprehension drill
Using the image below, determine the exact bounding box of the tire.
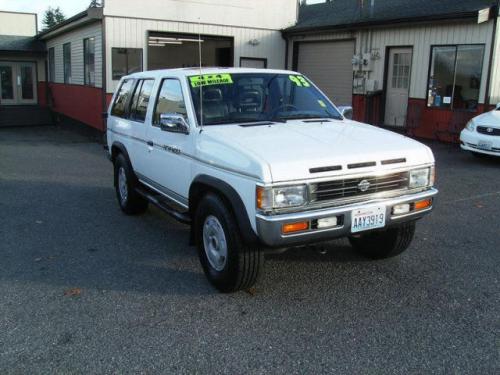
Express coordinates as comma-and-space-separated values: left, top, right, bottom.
194, 193, 264, 293
114, 153, 148, 215
349, 222, 416, 259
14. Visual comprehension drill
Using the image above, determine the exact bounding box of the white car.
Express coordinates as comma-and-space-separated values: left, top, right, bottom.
106, 68, 438, 292
460, 104, 500, 157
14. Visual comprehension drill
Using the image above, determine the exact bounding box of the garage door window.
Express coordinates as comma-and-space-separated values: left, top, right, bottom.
427, 45, 485, 111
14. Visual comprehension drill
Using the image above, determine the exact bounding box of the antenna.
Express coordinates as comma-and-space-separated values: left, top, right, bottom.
198, 17, 204, 132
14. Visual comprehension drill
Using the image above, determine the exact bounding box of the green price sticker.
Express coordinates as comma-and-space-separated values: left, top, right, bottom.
289, 75, 311, 87
190, 74, 233, 88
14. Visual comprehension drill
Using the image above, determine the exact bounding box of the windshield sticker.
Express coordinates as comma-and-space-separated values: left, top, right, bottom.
318, 100, 327, 108
190, 74, 233, 88
289, 75, 311, 87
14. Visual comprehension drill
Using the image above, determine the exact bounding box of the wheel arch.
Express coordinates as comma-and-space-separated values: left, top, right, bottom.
189, 175, 258, 245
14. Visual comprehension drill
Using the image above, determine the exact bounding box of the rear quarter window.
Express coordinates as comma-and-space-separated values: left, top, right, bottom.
111, 79, 135, 118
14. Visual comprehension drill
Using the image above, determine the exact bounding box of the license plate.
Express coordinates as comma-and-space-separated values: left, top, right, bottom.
351, 205, 386, 233
477, 141, 492, 151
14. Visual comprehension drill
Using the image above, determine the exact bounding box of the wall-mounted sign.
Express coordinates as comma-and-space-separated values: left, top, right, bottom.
478, 8, 490, 24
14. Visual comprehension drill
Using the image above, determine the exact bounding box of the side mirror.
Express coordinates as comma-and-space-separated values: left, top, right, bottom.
496, 103, 500, 110
338, 106, 353, 120
159, 113, 189, 134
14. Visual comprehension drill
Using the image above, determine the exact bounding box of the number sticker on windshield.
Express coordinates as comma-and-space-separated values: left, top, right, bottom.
289, 75, 311, 87
318, 100, 327, 108
190, 74, 233, 88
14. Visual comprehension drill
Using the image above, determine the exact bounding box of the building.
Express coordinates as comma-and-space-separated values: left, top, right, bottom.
1, 0, 499, 142
283, 0, 500, 142
31, 0, 297, 131
0, 11, 51, 127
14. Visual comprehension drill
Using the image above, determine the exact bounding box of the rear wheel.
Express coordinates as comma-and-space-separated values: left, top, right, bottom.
349, 222, 416, 259
194, 193, 264, 293
114, 154, 148, 215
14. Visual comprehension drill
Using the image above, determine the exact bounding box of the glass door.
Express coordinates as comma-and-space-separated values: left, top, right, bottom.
0, 63, 16, 105
0, 62, 37, 105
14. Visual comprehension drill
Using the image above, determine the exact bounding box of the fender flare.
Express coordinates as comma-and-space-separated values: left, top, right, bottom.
189, 175, 259, 244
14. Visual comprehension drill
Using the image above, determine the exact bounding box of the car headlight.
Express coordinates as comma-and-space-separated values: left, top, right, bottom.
409, 168, 432, 189
465, 120, 476, 132
257, 185, 307, 210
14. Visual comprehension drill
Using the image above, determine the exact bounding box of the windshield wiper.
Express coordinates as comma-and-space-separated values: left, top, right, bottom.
273, 114, 342, 122
205, 118, 285, 126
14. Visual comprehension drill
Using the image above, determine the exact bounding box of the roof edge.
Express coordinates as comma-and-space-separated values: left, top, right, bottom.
283, 8, 493, 35
37, 7, 103, 39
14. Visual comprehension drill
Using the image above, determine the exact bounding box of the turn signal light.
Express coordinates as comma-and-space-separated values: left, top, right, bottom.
414, 199, 432, 211
282, 221, 309, 234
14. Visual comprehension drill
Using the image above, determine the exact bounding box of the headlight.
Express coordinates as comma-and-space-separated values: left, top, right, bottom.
409, 168, 431, 189
257, 185, 307, 210
465, 120, 476, 132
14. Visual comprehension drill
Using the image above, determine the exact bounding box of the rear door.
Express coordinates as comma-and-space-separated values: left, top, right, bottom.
384, 48, 412, 127
110, 78, 153, 175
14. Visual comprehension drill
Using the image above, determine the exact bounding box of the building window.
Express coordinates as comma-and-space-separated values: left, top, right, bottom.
112, 48, 143, 80
427, 45, 485, 111
153, 79, 187, 125
129, 79, 155, 123
48, 47, 55, 82
84, 37, 96, 86
63, 43, 72, 84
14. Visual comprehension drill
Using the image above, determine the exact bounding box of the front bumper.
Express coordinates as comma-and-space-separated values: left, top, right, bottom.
256, 188, 438, 247
460, 129, 500, 156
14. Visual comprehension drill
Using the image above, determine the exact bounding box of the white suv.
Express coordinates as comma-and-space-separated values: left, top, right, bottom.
107, 68, 438, 292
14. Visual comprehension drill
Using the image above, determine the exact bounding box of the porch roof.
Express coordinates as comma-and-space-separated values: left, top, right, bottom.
0, 35, 45, 53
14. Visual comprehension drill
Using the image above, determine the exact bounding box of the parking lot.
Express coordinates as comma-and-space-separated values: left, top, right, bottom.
0, 125, 499, 374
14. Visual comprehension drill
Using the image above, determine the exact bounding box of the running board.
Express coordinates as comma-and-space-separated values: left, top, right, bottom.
136, 187, 191, 225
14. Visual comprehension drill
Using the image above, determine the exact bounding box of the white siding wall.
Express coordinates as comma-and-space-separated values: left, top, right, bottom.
103, 0, 297, 31
289, 20, 495, 103
490, 17, 500, 104
46, 22, 103, 88
105, 16, 286, 93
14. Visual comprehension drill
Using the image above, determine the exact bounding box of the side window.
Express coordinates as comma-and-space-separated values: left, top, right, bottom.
130, 79, 155, 123
111, 79, 134, 118
153, 79, 187, 126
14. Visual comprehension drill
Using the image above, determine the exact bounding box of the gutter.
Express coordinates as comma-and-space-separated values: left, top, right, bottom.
484, 2, 499, 110
37, 7, 103, 40
282, 10, 484, 35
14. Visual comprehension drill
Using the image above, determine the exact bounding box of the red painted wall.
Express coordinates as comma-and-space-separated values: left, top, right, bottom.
48, 83, 105, 131
37, 82, 48, 108
355, 94, 494, 143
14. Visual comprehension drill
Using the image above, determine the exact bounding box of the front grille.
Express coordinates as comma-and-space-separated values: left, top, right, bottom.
310, 172, 409, 202
477, 126, 500, 136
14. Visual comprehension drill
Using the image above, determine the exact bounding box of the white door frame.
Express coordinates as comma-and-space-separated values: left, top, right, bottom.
0, 61, 38, 106
384, 47, 413, 127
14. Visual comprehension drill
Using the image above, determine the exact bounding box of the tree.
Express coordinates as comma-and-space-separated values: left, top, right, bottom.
42, 7, 66, 30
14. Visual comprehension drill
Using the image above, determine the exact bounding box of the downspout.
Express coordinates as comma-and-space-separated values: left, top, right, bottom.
101, 14, 107, 135
484, 3, 499, 111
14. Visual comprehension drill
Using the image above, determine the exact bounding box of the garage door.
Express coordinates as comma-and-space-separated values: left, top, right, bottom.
297, 40, 354, 106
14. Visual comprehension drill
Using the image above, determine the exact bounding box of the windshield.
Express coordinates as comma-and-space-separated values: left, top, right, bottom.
188, 73, 342, 126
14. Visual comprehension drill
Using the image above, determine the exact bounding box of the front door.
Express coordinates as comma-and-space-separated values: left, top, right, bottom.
0, 62, 37, 105
384, 48, 412, 127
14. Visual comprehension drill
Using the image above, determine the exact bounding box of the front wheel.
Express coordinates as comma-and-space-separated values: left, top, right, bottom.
349, 222, 416, 259
194, 193, 264, 293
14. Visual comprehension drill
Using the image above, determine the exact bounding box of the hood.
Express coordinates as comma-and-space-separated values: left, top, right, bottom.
198, 120, 435, 183
472, 109, 500, 127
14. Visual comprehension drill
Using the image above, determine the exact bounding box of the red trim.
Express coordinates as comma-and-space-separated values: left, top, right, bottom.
37, 81, 48, 107
48, 83, 105, 131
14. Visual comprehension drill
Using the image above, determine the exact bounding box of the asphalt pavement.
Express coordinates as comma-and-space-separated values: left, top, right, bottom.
0, 126, 499, 374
